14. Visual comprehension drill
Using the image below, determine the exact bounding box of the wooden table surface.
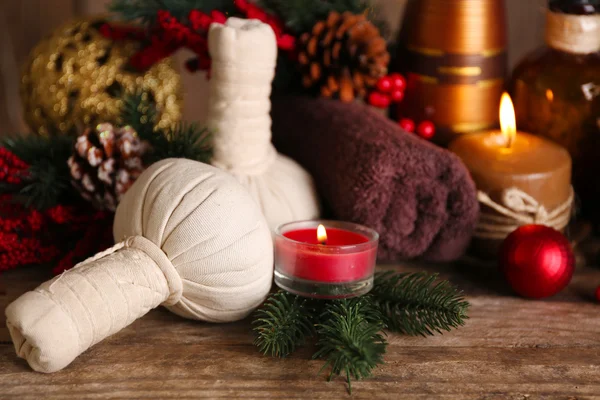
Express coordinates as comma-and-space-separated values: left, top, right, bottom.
0, 261, 599, 400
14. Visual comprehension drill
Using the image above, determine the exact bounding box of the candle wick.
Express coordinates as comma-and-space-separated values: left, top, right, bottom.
320, 240, 327, 245
505, 131, 515, 149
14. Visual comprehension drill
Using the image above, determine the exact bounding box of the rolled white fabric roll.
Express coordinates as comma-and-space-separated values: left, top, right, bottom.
5, 159, 273, 373
207, 17, 320, 230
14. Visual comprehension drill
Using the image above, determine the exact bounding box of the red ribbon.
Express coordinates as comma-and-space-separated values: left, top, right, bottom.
100, 3, 297, 73
234, 0, 296, 51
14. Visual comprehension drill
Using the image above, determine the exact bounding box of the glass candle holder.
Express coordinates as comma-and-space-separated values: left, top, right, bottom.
274, 220, 379, 299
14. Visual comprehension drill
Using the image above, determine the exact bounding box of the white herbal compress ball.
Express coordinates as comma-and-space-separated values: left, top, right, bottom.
207, 18, 320, 230
5, 159, 273, 373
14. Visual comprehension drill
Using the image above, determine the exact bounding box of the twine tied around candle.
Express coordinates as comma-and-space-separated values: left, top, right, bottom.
475, 187, 574, 239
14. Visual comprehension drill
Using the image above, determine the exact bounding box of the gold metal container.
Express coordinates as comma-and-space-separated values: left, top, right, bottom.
397, 0, 508, 145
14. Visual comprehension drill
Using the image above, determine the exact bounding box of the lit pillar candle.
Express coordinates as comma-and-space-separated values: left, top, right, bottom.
449, 93, 572, 257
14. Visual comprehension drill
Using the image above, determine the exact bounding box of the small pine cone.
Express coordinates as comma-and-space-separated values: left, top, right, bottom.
297, 11, 390, 102
69, 123, 149, 211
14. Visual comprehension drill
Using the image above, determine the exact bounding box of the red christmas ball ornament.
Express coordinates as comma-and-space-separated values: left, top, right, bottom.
376, 76, 393, 93
398, 118, 415, 133
389, 73, 406, 91
500, 225, 574, 299
595, 285, 600, 303
368, 92, 391, 109
417, 120, 436, 139
391, 89, 405, 103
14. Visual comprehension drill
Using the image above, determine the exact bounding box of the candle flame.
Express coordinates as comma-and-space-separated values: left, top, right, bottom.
499, 92, 517, 149
317, 224, 328, 244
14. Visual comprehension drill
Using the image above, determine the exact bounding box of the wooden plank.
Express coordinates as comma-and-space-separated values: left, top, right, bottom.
0, 263, 599, 398
1, 345, 599, 399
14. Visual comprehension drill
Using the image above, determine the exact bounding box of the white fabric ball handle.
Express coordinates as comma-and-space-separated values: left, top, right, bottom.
5, 159, 274, 373
6, 237, 179, 373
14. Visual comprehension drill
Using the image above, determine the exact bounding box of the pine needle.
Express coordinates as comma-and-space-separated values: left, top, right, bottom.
258, 0, 368, 33
313, 297, 387, 394
120, 91, 158, 140
371, 271, 470, 337
1, 135, 73, 165
109, 0, 237, 25
110, 0, 383, 36
253, 291, 316, 358
149, 123, 212, 163
0, 135, 75, 210
252, 273, 469, 394
121, 91, 213, 164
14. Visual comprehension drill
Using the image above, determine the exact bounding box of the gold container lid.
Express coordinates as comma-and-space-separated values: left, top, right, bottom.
402, 0, 507, 54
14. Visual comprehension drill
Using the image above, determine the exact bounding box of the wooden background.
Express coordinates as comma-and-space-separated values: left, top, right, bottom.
0, 0, 547, 135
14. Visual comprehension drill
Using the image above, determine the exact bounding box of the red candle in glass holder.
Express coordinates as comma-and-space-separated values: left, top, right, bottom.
274, 220, 379, 298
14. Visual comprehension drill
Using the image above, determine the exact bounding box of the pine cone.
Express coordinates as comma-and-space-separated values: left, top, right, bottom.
68, 123, 149, 211
297, 11, 390, 102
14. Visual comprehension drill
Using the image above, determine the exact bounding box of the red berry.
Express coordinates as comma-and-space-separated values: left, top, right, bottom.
596, 285, 600, 302
398, 118, 415, 133
368, 92, 391, 109
417, 121, 436, 139
390, 73, 406, 91
376, 76, 393, 93
367, 92, 381, 107
379, 94, 391, 108
391, 89, 404, 103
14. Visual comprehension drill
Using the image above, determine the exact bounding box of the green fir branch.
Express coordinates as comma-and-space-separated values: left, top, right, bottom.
110, 0, 383, 37
120, 91, 158, 140
371, 271, 470, 337
313, 297, 387, 394
0, 88, 212, 210
149, 123, 212, 163
1, 135, 75, 210
109, 0, 237, 25
2, 135, 73, 166
19, 161, 71, 210
121, 91, 213, 164
252, 273, 469, 394
258, 0, 373, 34
253, 291, 316, 358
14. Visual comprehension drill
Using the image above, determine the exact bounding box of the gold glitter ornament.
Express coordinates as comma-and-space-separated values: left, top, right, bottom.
21, 17, 182, 136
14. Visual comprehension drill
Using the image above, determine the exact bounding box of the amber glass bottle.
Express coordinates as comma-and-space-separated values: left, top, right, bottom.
510, 0, 600, 224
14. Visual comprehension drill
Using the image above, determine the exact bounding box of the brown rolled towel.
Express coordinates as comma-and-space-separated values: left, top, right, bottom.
271, 96, 479, 262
